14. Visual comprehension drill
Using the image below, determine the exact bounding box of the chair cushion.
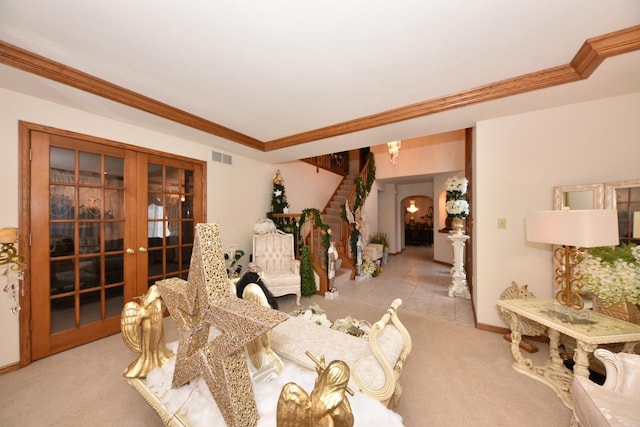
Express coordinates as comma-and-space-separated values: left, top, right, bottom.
262, 270, 300, 290
270, 315, 404, 391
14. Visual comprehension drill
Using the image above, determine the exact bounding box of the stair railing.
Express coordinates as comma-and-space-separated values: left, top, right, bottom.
301, 152, 349, 176
339, 155, 373, 280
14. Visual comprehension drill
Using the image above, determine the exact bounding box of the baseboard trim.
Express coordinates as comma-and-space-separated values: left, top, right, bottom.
0, 362, 20, 376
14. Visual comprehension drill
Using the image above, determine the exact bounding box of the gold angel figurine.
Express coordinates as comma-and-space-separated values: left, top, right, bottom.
277, 352, 354, 427
242, 283, 284, 373
121, 284, 173, 378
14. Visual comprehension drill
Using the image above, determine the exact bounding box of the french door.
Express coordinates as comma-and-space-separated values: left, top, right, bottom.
23, 124, 204, 361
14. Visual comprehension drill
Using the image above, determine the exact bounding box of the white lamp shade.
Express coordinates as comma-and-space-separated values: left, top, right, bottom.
526, 209, 619, 248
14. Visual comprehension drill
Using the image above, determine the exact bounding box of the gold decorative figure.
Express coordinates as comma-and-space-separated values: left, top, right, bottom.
277, 352, 354, 427
242, 283, 284, 374
156, 223, 288, 427
121, 284, 173, 378
273, 169, 284, 185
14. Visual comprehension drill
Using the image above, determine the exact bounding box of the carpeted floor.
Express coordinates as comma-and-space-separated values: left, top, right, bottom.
0, 245, 573, 426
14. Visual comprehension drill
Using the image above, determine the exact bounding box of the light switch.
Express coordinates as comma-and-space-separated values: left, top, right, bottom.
497, 218, 507, 229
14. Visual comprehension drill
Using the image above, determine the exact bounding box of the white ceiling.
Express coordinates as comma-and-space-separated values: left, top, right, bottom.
1, 1, 639, 164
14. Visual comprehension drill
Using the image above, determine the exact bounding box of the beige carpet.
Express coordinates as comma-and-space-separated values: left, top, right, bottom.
0, 246, 572, 426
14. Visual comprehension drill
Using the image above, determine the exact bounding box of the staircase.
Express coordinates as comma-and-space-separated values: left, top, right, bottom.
322, 173, 357, 253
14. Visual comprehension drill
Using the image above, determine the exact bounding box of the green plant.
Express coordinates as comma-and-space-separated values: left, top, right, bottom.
300, 245, 316, 296
369, 232, 389, 250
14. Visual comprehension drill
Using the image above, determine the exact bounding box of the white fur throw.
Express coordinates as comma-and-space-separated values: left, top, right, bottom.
143, 341, 404, 426
253, 218, 277, 235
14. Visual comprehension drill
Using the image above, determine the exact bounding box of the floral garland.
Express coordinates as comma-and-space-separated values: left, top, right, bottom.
445, 176, 469, 219
580, 243, 640, 305
299, 208, 331, 268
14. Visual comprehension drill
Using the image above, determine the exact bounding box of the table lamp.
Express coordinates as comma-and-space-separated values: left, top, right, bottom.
526, 209, 619, 310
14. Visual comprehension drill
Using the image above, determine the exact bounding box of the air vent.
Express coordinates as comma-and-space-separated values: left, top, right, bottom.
212, 151, 232, 165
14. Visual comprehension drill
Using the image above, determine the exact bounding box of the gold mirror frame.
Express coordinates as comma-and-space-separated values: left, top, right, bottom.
553, 183, 604, 211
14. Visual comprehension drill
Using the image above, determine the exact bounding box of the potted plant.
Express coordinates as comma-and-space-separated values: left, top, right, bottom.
580, 243, 640, 323
370, 232, 390, 265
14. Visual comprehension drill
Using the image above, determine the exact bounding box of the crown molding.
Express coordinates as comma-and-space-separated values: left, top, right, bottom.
0, 40, 265, 151
2, 25, 639, 152
266, 25, 640, 150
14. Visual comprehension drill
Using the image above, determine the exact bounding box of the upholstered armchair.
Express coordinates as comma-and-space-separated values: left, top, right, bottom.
251, 229, 301, 306
571, 348, 640, 426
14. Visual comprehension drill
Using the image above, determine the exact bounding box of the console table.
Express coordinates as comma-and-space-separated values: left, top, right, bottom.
496, 297, 640, 409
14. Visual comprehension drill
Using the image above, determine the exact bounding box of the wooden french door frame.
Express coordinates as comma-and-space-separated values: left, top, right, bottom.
17, 121, 206, 366
464, 127, 474, 302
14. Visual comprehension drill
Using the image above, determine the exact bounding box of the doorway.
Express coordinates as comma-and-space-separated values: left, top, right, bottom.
19, 122, 205, 364
403, 196, 434, 247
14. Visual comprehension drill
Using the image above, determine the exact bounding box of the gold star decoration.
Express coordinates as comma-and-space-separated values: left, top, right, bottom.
156, 223, 288, 427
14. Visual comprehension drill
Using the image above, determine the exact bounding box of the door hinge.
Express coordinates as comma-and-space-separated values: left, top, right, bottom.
30, 318, 33, 331
29, 148, 32, 161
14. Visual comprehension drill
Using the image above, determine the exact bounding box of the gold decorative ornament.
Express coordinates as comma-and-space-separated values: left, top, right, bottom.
156, 223, 288, 427
121, 284, 173, 378
273, 169, 284, 185
276, 351, 354, 427
1, 227, 24, 314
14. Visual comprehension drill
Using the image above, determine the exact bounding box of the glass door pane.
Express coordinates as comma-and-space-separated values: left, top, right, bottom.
48, 146, 125, 334
146, 162, 195, 286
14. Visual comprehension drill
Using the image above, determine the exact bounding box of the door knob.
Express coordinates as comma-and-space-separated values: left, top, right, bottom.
139, 247, 148, 253
126, 248, 135, 254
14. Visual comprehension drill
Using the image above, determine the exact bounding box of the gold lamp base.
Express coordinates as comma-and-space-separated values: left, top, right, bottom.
553, 245, 585, 310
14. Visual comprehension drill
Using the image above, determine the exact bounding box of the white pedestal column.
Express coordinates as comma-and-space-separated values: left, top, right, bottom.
447, 233, 470, 299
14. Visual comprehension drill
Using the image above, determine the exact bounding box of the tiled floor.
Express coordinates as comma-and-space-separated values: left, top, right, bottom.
289, 244, 475, 327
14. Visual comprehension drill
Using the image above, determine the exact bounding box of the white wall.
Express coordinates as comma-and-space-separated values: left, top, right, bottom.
372, 130, 465, 180
0, 88, 272, 368
271, 161, 343, 213
377, 183, 398, 251
474, 92, 640, 328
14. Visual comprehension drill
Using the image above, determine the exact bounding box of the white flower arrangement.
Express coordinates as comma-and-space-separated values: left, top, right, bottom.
290, 305, 370, 340
580, 244, 640, 305
445, 199, 469, 219
361, 256, 380, 278
445, 177, 468, 195
445, 177, 469, 219
289, 303, 332, 327
331, 316, 371, 339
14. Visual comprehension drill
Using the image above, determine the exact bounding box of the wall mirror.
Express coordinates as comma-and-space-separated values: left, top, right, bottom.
553, 183, 604, 211
605, 179, 640, 246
